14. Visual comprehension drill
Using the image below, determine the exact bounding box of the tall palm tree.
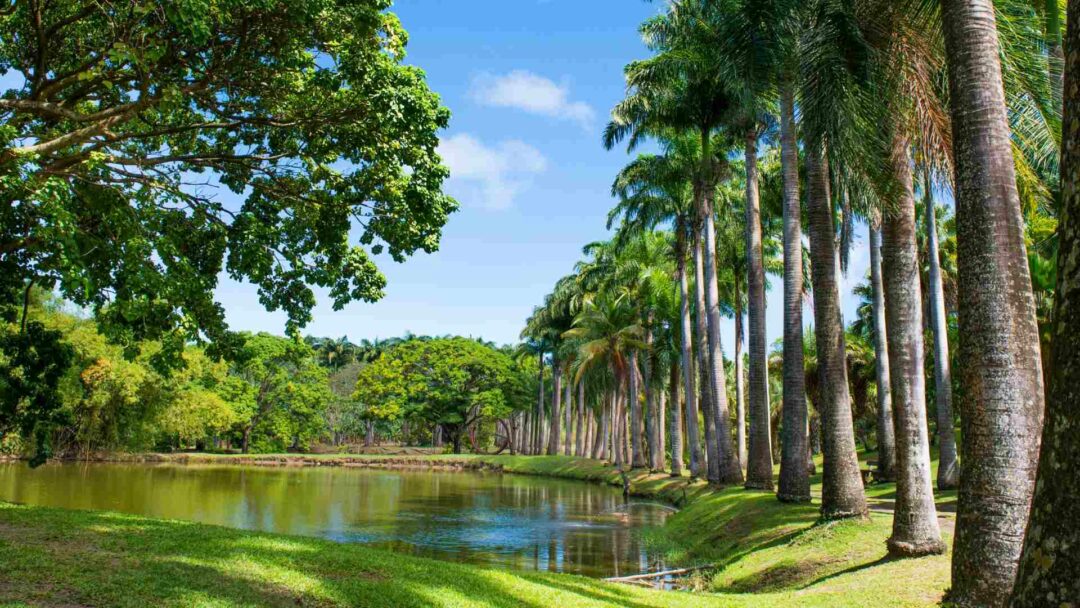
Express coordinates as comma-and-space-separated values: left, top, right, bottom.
938, 0, 1047, 602
921, 176, 959, 490
880, 139, 945, 556
565, 296, 646, 470
1011, 5, 1079, 600
612, 0, 742, 484
867, 221, 896, 481
609, 147, 702, 475
705, 0, 789, 493
804, 142, 868, 520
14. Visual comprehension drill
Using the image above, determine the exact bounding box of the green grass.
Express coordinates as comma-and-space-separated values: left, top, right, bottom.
0, 454, 952, 607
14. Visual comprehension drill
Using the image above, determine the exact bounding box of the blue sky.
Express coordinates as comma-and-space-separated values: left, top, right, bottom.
215, 0, 873, 350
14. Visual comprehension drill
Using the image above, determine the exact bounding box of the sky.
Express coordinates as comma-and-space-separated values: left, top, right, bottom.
214, 0, 873, 351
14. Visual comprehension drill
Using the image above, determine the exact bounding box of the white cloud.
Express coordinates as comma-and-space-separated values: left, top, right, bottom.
469, 70, 595, 130
438, 134, 548, 211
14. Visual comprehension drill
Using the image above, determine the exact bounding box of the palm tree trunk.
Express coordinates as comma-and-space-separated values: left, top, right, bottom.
548, 363, 562, 455
643, 325, 660, 469
575, 383, 585, 457
744, 132, 773, 490
694, 232, 721, 484
924, 180, 959, 490
535, 352, 545, 454
806, 143, 867, 520
734, 275, 747, 470
880, 140, 945, 557
563, 378, 574, 456
629, 351, 646, 467
869, 222, 897, 481
669, 360, 684, 476
939, 1, 1046, 603
678, 231, 705, 478
1012, 6, 1079, 594
655, 372, 666, 470
778, 79, 809, 503
700, 156, 743, 486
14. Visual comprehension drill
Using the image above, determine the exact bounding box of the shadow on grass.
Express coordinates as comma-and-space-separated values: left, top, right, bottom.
2, 503, 651, 608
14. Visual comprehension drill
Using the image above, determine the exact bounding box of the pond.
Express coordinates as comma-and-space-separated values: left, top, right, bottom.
0, 462, 673, 578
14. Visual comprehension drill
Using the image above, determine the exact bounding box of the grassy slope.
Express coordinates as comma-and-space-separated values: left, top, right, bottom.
0, 454, 951, 608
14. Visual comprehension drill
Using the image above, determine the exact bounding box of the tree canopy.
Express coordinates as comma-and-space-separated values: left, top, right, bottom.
354, 337, 526, 453
0, 0, 456, 356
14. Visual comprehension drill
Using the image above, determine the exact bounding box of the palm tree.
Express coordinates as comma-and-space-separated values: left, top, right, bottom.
804, 141, 867, 520
610, 0, 742, 484
565, 296, 646, 471
867, 221, 897, 481
939, 0, 1047, 601
921, 175, 959, 490
704, 0, 789, 493
609, 148, 702, 475
1011, 5, 1079, 599
880, 140, 945, 556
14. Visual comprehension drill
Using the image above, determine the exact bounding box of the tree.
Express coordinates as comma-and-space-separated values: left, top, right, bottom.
354, 338, 523, 454
867, 222, 896, 481
227, 333, 330, 454
880, 142, 945, 556
939, 0, 1047, 602
607, 5, 743, 483
922, 184, 959, 491
804, 142, 867, 520
1009, 1, 1080, 601
564, 296, 646, 469
0, 0, 455, 456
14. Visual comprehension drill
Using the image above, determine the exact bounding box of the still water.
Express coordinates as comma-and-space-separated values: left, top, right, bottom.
0, 462, 673, 577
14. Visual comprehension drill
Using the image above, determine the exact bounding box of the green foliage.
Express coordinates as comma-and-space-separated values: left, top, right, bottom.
0, 320, 73, 466
354, 337, 527, 452
0, 0, 455, 360
228, 333, 331, 453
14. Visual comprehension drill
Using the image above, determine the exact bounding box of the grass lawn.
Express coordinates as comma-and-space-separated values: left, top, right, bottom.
0, 453, 952, 607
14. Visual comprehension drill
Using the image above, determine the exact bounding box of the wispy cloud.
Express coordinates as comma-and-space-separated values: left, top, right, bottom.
438, 134, 548, 211
469, 70, 595, 130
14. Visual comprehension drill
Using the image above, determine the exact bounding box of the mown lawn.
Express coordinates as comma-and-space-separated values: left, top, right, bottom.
0, 453, 952, 607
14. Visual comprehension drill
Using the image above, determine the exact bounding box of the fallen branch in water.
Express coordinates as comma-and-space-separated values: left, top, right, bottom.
604, 563, 716, 583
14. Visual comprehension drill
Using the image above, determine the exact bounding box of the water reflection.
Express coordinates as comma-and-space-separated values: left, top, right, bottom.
0, 462, 670, 577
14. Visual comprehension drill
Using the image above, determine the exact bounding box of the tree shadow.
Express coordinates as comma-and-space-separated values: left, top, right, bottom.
0, 504, 595, 608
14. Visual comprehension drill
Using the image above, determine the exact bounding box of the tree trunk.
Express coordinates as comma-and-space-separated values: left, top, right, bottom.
563, 375, 573, 456
777, 79, 809, 503
668, 360, 684, 476
700, 159, 743, 486
1010, 4, 1079, 599
806, 143, 867, 520
695, 233, 720, 484
744, 132, 774, 490
869, 222, 897, 481
880, 140, 945, 557
734, 276, 747, 470
575, 383, 585, 457
535, 352, 545, 454
656, 377, 666, 470
678, 230, 705, 478
628, 351, 646, 467
924, 181, 959, 490
939, 0, 1046, 603
242, 425, 252, 454
643, 325, 660, 469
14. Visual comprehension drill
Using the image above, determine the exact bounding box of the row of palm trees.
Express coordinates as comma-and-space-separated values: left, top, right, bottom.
511, 0, 1073, 605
